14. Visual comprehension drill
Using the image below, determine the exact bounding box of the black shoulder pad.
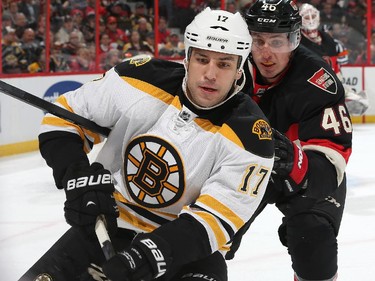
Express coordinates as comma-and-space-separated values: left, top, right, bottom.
114, 56, 185, 94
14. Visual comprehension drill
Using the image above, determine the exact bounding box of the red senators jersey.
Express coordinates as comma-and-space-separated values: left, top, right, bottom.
39, 56, 274, 256
244, 46, 352, 186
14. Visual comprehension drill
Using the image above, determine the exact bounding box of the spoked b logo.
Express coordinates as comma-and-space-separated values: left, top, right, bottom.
124, 136, 185, 208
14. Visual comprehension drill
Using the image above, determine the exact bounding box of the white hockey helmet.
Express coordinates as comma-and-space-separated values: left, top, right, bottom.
299, 3, 320, 31
184, 7, 252, 70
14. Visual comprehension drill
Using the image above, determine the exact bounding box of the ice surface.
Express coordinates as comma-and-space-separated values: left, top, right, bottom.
1, 124, 374, 280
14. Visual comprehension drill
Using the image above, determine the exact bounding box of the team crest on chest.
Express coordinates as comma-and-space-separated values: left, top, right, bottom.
124, 135, 185, 208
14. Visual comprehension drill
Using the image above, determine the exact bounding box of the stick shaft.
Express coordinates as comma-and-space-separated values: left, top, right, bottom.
95, 215, 116, 260
1, 81, 116, 259
0, 80, 111, 136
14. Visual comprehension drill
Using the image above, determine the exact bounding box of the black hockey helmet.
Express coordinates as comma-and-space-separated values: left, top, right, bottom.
245, 0, 301, 52
245, 0, 301, 33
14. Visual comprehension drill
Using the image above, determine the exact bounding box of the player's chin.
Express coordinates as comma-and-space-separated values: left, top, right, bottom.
196, 96, 218, 108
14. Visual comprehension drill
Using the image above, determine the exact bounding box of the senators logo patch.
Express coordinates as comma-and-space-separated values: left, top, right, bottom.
307, 67, 337, 95
124, 136, 185, 208
129, 54, 152, 67
252, 119, 272, 140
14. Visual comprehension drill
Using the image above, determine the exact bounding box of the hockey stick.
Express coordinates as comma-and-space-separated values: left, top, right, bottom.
95, 215, 116, 260
0, 80, 115, 259
0, 80, 111, 137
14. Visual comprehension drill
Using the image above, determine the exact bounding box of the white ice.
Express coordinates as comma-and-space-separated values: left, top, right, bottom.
1, 124, 375, 280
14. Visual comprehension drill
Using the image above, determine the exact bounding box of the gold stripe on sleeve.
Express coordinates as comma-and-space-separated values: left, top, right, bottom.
197, 194, 244, 230
193, 210, 227, 248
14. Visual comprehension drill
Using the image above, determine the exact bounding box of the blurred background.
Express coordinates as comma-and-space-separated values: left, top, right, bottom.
1, 0, 374, 157
1, 0, 372, 74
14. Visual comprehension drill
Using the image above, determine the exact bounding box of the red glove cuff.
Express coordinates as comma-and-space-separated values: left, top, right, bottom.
289, 144, 308, 184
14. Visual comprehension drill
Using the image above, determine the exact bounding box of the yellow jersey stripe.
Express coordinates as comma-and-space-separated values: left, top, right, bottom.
114, 191, 178, 219
197, 194, 244, 230
123, 77, 175, 105
118, 204, 157, 232
193, 209, 227, 249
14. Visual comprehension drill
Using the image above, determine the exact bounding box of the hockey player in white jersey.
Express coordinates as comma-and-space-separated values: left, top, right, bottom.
18, 7, 274, 281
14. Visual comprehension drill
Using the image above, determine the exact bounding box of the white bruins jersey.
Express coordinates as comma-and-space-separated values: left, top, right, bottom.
40, 56, 274, 253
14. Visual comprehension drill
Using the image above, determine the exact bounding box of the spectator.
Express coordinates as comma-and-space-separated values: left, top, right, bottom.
69, 47, 96, 72
226, 1, 238, 13
20, 28, 43, 72
159, 32, 185, 58
61, 30, 85, 56
34, 47, 46, 72
169, 0, 195, 32
69, 0, 87, 10
87, 43, 96, 61
14, 12, 29, 39
99, 33, 118, 54
2, 14, 14, 33
133, 17, 153, 41
354, 42, 369, 64
81, 13, 96, 45
55, 15, 84, 44
3, 1, 19, 26
71, 9, 85, 31
1, 26, 27, 74
308, 0, 322, 10
159, 0, 173, 21
130, 2, 153, 28
100, 49, 122, 71
49, 41, 71, 72
49, 0, 71, 33
344, 1, 367, 36
106, 0, 132, 32
84, 0, 105, 18
34, 15, 46, 46
98, 17, 106, 34
158, 16, 171, 44
18, 0, 40, 29
144, 31, 155, 54
105, 16, 128, 50
122, 30, 153, 57
319, 3, 343, 26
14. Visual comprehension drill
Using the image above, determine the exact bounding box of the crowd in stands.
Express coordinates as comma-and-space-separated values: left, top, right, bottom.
2, 0, 190, 74
1, 0, 374, 75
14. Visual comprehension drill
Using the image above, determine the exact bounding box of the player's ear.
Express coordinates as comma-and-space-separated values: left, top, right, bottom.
236, 69, 242, 80
183, 58, 189, 71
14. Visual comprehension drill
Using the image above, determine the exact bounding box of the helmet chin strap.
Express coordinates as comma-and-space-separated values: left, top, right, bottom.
182, 59, 246, 110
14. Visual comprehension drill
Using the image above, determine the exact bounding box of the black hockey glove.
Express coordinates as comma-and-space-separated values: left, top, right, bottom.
102, 233, 172, 281
62, 161, 119, 236
272, 129, 308, 196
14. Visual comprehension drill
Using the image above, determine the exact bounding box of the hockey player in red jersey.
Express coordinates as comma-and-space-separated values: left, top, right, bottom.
299, 3, 369, 116
18, 7, 274, 281
226, 1, 352, 281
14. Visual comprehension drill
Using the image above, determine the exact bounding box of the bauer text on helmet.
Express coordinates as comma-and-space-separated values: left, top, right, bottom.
184, 7, 252, 70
